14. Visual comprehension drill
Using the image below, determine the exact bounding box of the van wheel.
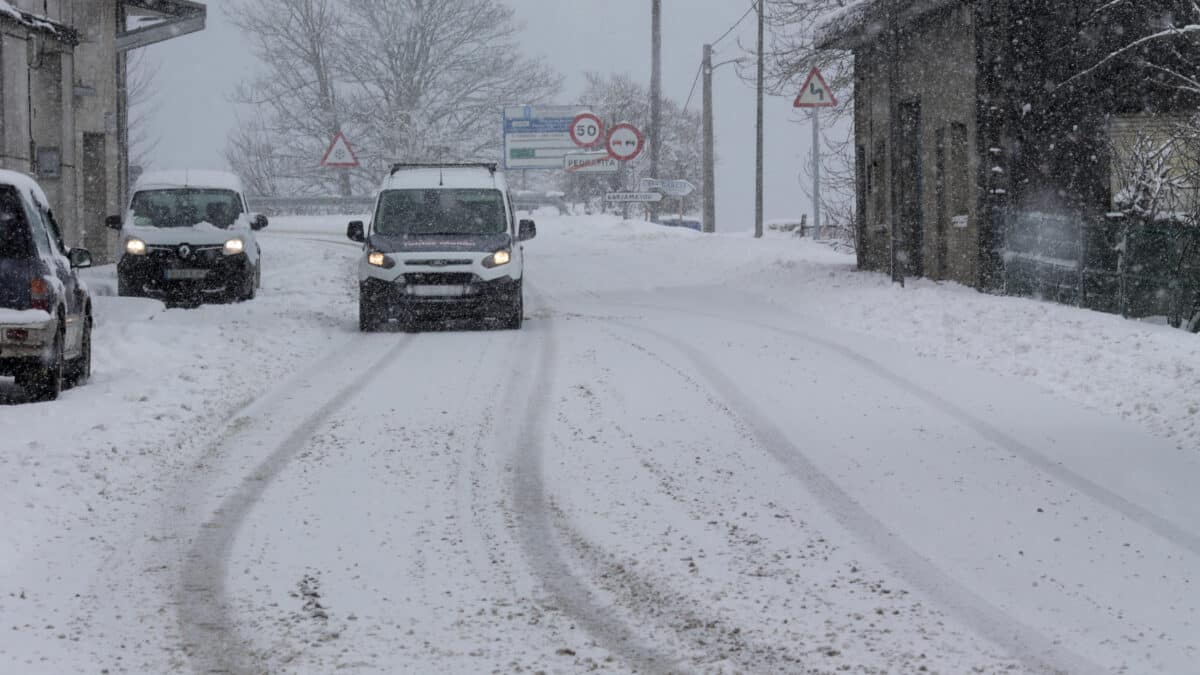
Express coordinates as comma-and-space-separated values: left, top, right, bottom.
21, 329, 64, 402
117, 274, 139, 298
502, 284, 524, 330
66, 317, 92, 388
360, 293, 383, 332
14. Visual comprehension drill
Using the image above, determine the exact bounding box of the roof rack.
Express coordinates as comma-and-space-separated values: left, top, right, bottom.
389, 162, 499, 176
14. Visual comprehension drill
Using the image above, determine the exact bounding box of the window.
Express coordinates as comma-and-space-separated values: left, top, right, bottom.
873, 140, 887, 229
949, 123, 970, 226
373, 189, 507, 237
0, 187, 32, 259
130, 189, 245, 229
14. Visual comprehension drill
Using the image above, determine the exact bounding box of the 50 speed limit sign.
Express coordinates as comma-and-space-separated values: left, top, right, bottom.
607, 123, 645, 162
570, 112, 605, 148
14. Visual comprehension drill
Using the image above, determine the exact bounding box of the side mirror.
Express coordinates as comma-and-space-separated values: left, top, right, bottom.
347, 221, 366, 243
69, 248, 93, 269
105, 215, 123, 230
518, 219, 537, 242
251, 214, 269, 231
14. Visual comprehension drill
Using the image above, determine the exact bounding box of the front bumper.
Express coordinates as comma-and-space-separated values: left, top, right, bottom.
119, 249, 251, 298
362, 275, 520, 319
0, 318, 55, 373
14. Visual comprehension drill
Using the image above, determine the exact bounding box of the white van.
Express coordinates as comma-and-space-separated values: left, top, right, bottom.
347, 163, 536, 331
109, 170, 267, 303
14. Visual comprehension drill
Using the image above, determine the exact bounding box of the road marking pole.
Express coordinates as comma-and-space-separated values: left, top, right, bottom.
813, 107, 821, 240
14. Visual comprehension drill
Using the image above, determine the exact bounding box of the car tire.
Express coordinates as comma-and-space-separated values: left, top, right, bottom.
21, 329, 64, 402
66, 317, 92, 388
360, 292, 382, 332
502, 283, 524, 330
244, 265, 259, 301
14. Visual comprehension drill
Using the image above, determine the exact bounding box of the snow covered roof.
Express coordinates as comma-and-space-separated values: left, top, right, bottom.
0, 0, 80, 44
815, 0, 961, 50
0, 169, 53, 211
381, 165, 507, 192
134, 170, 244, 194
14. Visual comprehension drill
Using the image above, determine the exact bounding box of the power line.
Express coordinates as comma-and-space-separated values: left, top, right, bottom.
712, 1, 757, 47
682, 61, 703, 114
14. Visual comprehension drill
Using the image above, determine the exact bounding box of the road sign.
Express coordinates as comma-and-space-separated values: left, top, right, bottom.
565, 152, 619, 174
605, 191, 663, 203
793, 67, 838, 108
570, 112, 605, 148
607, 123, 645, 162
321, 132, 359, 168
640, 177, 696, 197
504, 105, 592, 170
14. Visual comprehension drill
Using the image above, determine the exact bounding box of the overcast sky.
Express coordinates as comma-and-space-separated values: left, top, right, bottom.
142, 0, 819, 231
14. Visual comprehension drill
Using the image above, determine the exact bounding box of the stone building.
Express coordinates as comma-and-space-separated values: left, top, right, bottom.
819, 0, 1200, 291
1, 0, 206, 258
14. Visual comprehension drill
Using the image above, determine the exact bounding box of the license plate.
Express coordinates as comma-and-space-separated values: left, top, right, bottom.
165, 269, 209, 281
408, 285, 466, 297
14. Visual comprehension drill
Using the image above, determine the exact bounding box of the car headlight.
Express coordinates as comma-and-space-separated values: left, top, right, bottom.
368, 251, 396, 269
483, 249, 512, 268
125, 238, 147, 256
223, 238, 246, 256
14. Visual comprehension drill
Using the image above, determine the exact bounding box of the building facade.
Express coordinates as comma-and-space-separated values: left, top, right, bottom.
0, 0, 205, 259
821, 0, 1200, 291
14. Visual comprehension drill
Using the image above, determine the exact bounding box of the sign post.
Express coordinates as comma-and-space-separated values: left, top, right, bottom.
322, 131, 360, 198
794, 68, 838, 240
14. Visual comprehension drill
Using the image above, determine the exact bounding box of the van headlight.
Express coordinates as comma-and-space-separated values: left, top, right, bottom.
482, 249, 512, 268
223, 238, 246, 256
368, 251, 396, 269
125, 238, 147, 256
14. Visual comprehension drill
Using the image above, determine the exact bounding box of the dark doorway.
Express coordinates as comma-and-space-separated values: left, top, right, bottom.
898, 100, 924, 277
82, 133, 107, 256
934, 127, 948, 280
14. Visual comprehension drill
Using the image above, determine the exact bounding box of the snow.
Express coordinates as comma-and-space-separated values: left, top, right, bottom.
0, 308, 51, 325
1, 214, 1199, 673
381, 165, 506, 192
134, 169, 245, 193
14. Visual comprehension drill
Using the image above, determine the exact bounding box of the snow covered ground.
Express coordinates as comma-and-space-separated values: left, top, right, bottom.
1, 214, 1198, 674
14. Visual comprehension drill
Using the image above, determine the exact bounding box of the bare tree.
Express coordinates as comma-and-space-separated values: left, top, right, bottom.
226, 0, 561, 196
127, 50, 162, 172
337, 0, 561, 164
227, 0, 360, 195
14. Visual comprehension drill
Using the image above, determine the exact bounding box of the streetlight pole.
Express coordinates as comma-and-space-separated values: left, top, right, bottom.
755, 0, 765, 239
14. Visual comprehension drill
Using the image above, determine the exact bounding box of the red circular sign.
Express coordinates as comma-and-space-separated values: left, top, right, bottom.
606, 123, 645, 162
570, 112, 605, 148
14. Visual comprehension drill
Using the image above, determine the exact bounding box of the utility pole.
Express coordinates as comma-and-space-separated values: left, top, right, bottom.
702, 44, 716, 234
650, 0, 662, 223
755, 0, 765, 239
887, 0, 904, 285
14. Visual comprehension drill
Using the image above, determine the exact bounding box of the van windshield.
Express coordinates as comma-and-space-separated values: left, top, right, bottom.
130, 189, 244, 229
373, 189, 507, 237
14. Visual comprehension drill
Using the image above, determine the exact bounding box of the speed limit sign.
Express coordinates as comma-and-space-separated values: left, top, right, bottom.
570, 112, 604, 148
606, 123, 645, 162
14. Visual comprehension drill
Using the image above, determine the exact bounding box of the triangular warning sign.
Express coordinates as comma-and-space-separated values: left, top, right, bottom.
321, 132, 360, 168
794, 68, 838, 108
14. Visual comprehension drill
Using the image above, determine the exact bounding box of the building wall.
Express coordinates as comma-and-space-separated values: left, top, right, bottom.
0, 0, 123, 260
854, 4, 981, 285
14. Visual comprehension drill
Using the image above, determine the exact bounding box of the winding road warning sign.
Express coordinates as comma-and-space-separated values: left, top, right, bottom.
794, 68, 838, 108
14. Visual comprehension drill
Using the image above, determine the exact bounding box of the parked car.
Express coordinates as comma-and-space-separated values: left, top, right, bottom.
109, 170, 267, 304
0, 171, 93, 401
348, 163, 536, 331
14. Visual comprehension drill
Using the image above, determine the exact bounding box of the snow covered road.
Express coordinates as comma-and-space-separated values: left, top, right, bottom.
2, 215, 1199, 674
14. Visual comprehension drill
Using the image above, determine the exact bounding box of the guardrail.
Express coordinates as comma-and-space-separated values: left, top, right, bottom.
247, 196, 376, 216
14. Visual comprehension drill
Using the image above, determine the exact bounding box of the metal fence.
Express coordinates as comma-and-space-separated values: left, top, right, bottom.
996, 209, 1200, 330
246, 196, 377, 217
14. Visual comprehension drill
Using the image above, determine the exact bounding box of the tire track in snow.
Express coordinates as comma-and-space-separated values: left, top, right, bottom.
176, 336, 413, 675
510, 291, 684, 674
601, 316, 1099, 675
620, 299, 1200, 560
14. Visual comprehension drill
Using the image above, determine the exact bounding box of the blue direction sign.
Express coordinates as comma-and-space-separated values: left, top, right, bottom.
504, 105, 592, 170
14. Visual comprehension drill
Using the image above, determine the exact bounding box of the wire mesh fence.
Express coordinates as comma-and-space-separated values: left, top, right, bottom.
995, 209, 1200, 331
